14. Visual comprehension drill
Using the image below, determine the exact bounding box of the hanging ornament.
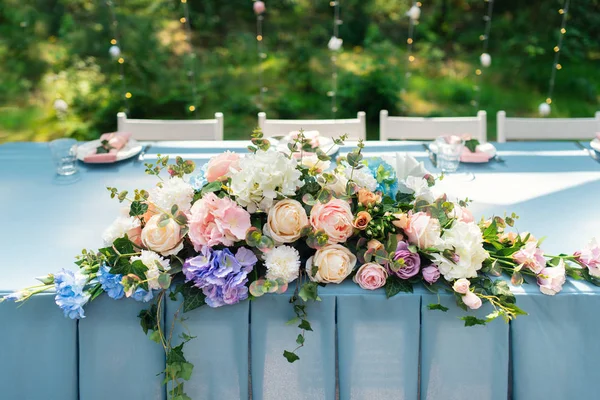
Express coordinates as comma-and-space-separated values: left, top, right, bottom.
538, 102, 551, 116
109, 45, 121, 58
406, 5, 421, 21
480, 53, 491, 67
253, 1, 266, 15
328, 36, 343, 51
180, 0, 199, 114
53, 99, 68, 112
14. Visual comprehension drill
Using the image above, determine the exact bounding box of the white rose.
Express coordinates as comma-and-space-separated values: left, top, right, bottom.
462, 291, 482, 310
453, 278, 471, 294
264, 199, 309, 244
141, 214, 184, 256
306, 244, 357, 284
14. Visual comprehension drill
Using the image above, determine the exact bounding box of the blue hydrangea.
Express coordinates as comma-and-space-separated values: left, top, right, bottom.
97, 265, 125, 300
132, 288, 154, 303
54, 269, 91, 319
363, 157, 398, 198
188, 163, 208, 190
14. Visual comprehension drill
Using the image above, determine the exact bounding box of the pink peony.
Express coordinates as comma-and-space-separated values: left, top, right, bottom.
188, 193, 251, 249
537, 260, 566, 296
462, 291, 482, 310
512, 241, 546, 274
422, 265, 440, 284
205, 151, 240, 183
575, 238, 600, 278
403, 212, 442, 250
309, 198, 354, 244
353, 263, 388, 290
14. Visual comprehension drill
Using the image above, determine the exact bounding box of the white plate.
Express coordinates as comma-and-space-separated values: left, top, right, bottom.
590, 138, 600, 153
77, 139, 143, 163
429, 141, 497, 163
270, 136, 340, 157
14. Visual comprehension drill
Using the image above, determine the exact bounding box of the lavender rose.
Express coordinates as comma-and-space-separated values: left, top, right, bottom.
422, 265, 440, 284
391, 241, 421, 279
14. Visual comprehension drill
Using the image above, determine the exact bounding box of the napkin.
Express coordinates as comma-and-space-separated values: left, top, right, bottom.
460, 147, 491, 163
394, 153, 430, 181
83, 131, 131, 163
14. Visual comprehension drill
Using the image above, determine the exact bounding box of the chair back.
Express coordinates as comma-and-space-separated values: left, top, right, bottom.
117, 112, 224, 141
258, 112, 366, 140
380, 110, 487, 142
496, 111, 600, 142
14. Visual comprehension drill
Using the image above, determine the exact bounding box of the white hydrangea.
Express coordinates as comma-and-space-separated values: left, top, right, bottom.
230, 150, 303, 213
265, 245, 301, 283
402, 176, 435, 203
431, 221, 489, 281
343, 165, 377, 192
148, 177, 194, 213
130, 250, 170, 291
102, 215, 140, 246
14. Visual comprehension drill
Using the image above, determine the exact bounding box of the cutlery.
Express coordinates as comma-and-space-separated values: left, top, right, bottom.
137, 144, 152, 162
421, 143, 437, 168
575, 141, 600, 163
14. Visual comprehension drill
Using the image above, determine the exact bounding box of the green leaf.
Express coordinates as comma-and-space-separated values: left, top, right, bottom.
175, 213, 188, 225
158, 273, 172, 289
180, 362, 194, 381
138, 304, 158, 335
113, 236, 135, 255
283, 350, 300, 363
200, 181, 221, 195
157, 214, 171, 228
465, 139, 480, 153
460, 316, 488, 327
427, 303, 449, 312
174, 282, 207, 313
296, 334, 305, 345
149, 330, 162, 343
491, 280, 516, 303
298, 282, 320, 302
129, 201, 149, 217
286, 317, 300, 326
384, 276, 413, 298
171, 204, 179, 215
167, 343, 187, 364
298, 319, 313, 331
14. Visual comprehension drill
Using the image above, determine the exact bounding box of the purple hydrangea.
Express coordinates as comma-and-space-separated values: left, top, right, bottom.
54, 269, 91, 319
392, 241, 421, 279
183, 247, 258, 308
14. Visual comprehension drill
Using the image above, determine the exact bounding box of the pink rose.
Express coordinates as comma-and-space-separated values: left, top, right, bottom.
188, 193, 251, 249
403, 212, 442, 250
264, 199, 308, 244
575, 238, 600, 278
512, 241, 546, 274
537, 260, 566, 296
353, 263, 388, 290
306, 244, 357, 284
462, 291, 482, 310
205, 151, 240, 183
141, 214, 183, 256
452, 278, 470, 294
309, 199, 354, 244
422, 265, 440, 284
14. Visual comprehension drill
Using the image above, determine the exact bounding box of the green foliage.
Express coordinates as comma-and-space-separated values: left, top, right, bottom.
384, 275, 413, 298
172, 282, 206, 313
461, 316, 488, 327
427, 303, 449, 312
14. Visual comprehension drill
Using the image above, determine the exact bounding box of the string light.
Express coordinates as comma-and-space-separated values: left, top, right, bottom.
329, 0, 342, 117
540, 0, 570, 116
105, 0, 128, 113
180, 0, 199, 115
401, 1, 421, 107
253, 1, 267, 110
472, 0, 494, 109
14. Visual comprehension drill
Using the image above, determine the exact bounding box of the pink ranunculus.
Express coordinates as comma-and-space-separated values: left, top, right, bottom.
575, 238, 600, 278
422, 265, 440, 284
353, 263, 388, 290
188, 192, 251, 249
512, 241, 546, 274
462, 291, 482, 310
205, 151, 240, 182
537, 260, 566, 296
403, 211, 442, 250
452, 278, 470, 294
309, 198, 354, 244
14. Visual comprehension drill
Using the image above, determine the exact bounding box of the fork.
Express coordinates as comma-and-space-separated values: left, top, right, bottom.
575, 141, 600, 163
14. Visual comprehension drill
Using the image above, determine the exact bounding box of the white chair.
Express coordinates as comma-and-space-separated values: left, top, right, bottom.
496, 111, 600, 142
117, 112, 224, 141
258, 111, 366, 140
379, 110, 487, 142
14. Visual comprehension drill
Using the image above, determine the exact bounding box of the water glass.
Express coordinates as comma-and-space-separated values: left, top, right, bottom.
435, 136, 464, 173
49, 138, 78, 176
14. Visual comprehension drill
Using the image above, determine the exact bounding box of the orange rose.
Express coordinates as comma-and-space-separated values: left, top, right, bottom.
353, 211, 372, 230
357, 188, 381, 207
392, 213, 409, 230
367, 239, 384, 252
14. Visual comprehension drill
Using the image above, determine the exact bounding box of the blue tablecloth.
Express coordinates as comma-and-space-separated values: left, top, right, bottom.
1, 140, 599, 400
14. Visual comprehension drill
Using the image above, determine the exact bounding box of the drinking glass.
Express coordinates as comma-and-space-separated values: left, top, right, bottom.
435, 136, 464, 173
49, 138, 78, 176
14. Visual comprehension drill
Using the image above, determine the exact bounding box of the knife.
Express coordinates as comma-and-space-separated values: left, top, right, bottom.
421, 143, 437, 168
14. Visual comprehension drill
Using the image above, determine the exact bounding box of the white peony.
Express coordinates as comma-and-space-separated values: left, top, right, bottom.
402, 176, 435, 203
431, 221, 489, 281
265, 245, 301, 283
230, 149, 303, 213
149, 177, 194, 213
343, 164, 377, 192
130, 250, 170, 291
102, 215, 140, 246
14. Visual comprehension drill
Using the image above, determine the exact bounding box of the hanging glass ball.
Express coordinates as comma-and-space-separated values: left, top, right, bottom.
253, 1, 266, 15
538, 102, 551, 116
109, 45, 121, 58
480, 53, 491, 67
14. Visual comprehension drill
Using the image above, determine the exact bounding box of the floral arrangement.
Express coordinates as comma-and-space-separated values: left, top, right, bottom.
3, 130, 599, 400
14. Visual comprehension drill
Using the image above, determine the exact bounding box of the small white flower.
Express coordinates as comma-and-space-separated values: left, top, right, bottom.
102, 215, 140, 246
148, 176, 194, 213
130, 250, 170, 291
265, 246, 301, 283
53, 99, 68, 112
328, 36, 343, 51
406, 5, 421, 21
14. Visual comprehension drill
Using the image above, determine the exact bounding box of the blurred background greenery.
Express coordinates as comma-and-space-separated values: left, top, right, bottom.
0, 0, 598, 142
